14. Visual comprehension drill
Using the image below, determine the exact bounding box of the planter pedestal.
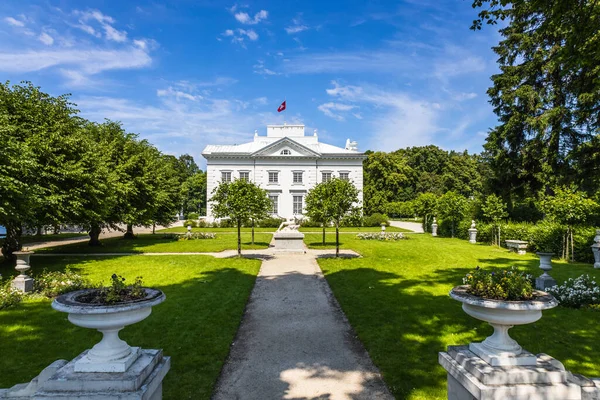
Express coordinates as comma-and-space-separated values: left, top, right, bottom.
468, 221, 478, 244
536, 252, 557, 290
439, 345, 592, 400
592, 230, 600, 269
432, 218, 438, 237
12, 251, 34, 293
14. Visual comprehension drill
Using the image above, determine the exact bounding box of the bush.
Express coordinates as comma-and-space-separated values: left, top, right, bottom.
197, 219, 208, 228
0, 280, 23, 310
255, 217, 284, 228
364, 213, 389, 227
187, 212, 199, 220
218, 218, 235, 228
301, 219, 326, 228
179, 232, 216, 240
463, 266, 534, 301
183, 219, 197, 228
547, 275, 600, 308
34, 269, 92, 298
357, 232, 405, 241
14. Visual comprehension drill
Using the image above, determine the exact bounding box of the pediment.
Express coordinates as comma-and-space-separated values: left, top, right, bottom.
251, 137, 321, 158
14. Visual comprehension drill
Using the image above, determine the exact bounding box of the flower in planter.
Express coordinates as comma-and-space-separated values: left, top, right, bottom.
76, 274, 146, 305
462, 266, 534, 301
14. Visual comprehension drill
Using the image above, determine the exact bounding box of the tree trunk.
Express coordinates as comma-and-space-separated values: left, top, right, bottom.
570, 227, 575, 262
53, 224, 60, 235
36, 226, 43, 236
237, 220, 242, 256
124, 224, 136, 239
251, 219, 255, 245
498, 226, 501, 247
1, 221, 22, 262
152, 223, 156, 235
335, 225, 340, 258
88, 224, 102, 246
451, 221, 455, 238
322, 225, 326, 245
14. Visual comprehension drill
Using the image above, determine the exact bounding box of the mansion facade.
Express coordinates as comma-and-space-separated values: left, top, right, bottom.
202, 124, 365, 220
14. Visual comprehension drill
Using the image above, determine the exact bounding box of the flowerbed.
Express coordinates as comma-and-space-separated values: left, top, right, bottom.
34, 269, 92, 298
356, 232, 405, 241
0, 280, 23, 310
462, 266, 534, 301
547, 275, 600, 308
179, 232, 216, 240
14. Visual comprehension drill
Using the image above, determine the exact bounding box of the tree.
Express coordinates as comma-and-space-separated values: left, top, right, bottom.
181, 171, 207, 217
540, 186, 599, 261
210, 179, 270, 256
363, 151, 414, 214
472, 0, 600, 201
248, 185, 272, 244
414, 193, 438, 233
306, 178, 359, 257
481, 194, 508, 246
437, 191, 469, 238
305, 183, 330, 245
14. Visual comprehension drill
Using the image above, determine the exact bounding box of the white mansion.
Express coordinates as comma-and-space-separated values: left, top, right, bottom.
202, 124, 365, 220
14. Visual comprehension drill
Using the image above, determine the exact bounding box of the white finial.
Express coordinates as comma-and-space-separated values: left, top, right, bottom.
254, 130, 258, 136
313, 129, 318, 136
471, 220, 476, 229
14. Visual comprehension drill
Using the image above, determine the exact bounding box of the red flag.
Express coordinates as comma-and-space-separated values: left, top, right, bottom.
277, 100, 286, 112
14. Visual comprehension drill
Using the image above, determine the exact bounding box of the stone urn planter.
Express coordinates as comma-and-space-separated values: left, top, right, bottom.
12, 250, 34, 292
450, 285, 557, 366
52, 288, 166, 373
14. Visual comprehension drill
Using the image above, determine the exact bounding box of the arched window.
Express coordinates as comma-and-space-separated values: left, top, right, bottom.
280, 149, 291, 155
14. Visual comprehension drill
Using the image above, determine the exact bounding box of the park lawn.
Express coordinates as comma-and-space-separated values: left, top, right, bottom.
298, 226, 410, 233
309, 233, 600, 400
0, 255, 261, 400
159, 226, 276, 233
35, 233, 272, 254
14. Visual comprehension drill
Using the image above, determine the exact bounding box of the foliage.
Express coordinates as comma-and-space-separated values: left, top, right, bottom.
385, 201, 415, 218
183, 220, 198, 228
436, 191, 469, 238
34, 269, 92, 298
0, 279, 23, 310
187, 212, 199, 220
178, 232, 216, 240
414, 192, 438, 233
81, 274, 146, 305
356, 232, 405, 241
463, 266, 534, 301
255, 216, 285, 228
363, 151, 414, 214
180, 171, 207, 217
547, 275, 600, 308
305, 178, 360, 256
481, 194, 508, 246
363, 213, 390, 227
210, 179, 271, 256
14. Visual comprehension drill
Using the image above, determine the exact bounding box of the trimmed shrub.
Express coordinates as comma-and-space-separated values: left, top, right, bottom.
183, 219, 197, 228
187, 212, 199, 220
364, 213, 389, 227
197, 219, 208, 228
255, 217, 285, 228
218, 218, 235, 228
34, 269, 92, 298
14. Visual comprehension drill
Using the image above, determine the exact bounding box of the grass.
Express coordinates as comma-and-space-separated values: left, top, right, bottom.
298, 226, 410, 233
308, 233, 600, 400
35, 233, 273, 254
0, 255, 261, 400
159, 226, 276, 233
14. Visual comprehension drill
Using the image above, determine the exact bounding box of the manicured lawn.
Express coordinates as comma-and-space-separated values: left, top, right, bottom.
35, 233, 272, 253
299, 226, 410, 233
0, 255, 261, 400
309, 233, 600, 400
159, 226, 276, 233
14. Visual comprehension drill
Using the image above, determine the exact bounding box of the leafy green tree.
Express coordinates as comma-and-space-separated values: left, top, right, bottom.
414, 193, 438, 233
540, 186, 599, 261
305, 183, 331, 245
481, 194, 508, 246
210, 179, 270, 256
248, 185, 272, 244
442, 152, 483, 197
437, 191, 469, 238
363, 151, 414, 214
472, 0, 600, 200
306, 178, 359, 257
181, 171, 207, 217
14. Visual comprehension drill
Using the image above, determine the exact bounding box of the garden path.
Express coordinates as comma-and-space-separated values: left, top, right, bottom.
212, 249, 393, 400
389, 220, 424, 233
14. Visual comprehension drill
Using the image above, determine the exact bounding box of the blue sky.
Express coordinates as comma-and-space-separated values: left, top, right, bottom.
0, 0, 502, 165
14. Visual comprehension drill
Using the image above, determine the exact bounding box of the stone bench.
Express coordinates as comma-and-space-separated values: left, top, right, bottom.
506, 240, 529, 255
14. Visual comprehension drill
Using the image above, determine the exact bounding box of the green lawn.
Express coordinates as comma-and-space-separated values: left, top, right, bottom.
35, 233, 272, 254
0, 255, 261, 400
159, 226, 276, 233
298, 226, 410, 233
308, 233, 600, 400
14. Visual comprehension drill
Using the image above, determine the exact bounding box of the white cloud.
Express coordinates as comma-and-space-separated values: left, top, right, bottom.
285, 25, 308, 34
222, 28, 258, 45
38, 32, 54, 45
4, 17, 25, 27
253, 60, 279, 76
157, 86, 202, 102
317, 102, 357, 121
240, 29, 258, 41
234, 10, 268, 25
73, 9, 127, 42
104, 24, 127, 42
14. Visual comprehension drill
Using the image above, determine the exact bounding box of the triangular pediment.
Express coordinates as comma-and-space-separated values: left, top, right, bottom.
251, 137, 321, 158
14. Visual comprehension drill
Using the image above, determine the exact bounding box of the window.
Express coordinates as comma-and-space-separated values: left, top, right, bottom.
268, 172, 279, 184
293, 195, 303, 214
221, 171, 232, 182
269, 195, 278, 214
339, 172, 349, 181
239, 171, 249, 181
293, 171, 303, 184
280, 149, 291, 155
322, 172, 332, 182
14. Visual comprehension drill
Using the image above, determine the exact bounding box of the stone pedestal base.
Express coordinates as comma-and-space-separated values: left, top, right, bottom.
12, 276, 34, 293
74, 347, 141, 373
468, 229, 477, 244
439, 345, 600, 400
273, 231, 305, 252
536, 275, 557, 290
0, 349, 169, 400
